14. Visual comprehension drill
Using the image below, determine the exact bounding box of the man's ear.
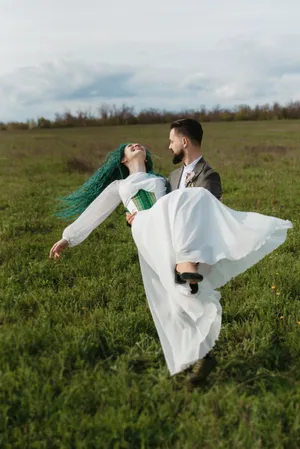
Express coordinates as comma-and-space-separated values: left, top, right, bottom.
182, 136, 188, 148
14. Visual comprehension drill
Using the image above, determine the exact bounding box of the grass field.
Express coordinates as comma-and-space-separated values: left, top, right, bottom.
0, 121, 300, 448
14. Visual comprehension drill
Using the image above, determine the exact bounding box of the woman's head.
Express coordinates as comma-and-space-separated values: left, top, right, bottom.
120, 143, 154, 173
122, 143, 146, 164
54, 142, 157, 219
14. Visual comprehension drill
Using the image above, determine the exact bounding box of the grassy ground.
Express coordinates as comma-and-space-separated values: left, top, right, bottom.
0, 121, 300, 448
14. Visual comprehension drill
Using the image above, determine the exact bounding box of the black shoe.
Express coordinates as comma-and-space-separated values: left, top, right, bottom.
186, 355, 218, 387
190, 283, 199, 294
174, 269, 203, 294
174, 269, 187, 285
174, 270, 203, 283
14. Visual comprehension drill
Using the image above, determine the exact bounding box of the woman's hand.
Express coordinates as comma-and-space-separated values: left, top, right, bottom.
49, 238, 69, 260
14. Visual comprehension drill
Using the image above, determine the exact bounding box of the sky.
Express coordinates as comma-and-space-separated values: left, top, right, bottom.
1, 0, 300, 121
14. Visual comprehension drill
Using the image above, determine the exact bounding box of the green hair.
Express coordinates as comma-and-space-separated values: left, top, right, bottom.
54, 143, 170, 219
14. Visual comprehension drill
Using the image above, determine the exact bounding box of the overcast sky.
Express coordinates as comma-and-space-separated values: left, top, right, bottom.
1, 0, 300, 121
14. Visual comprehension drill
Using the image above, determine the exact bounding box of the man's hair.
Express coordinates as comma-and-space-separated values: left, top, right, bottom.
170, 118, 203, 145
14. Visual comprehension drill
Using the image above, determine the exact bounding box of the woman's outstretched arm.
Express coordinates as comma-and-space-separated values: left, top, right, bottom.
49, 180, 121, 259
62, 180, 121, 246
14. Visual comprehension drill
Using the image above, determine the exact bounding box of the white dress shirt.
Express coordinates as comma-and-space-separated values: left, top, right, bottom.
178, 156, 202, 189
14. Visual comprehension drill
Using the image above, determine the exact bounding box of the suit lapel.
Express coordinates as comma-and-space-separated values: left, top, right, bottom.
171, 157, 206, 189
171, 167, 184, 189
185, 158, 206, 187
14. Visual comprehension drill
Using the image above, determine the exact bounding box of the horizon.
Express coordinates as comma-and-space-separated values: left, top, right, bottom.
2, 100, 300, 127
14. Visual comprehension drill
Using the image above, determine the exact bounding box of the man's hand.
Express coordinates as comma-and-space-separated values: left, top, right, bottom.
126, 212, 137, 226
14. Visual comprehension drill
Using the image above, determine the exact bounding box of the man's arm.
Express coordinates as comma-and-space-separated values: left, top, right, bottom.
201, 170, 223, 200
126, 211, 136, 227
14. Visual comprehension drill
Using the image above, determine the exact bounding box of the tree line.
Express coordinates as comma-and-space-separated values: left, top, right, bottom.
1, 101, 300, 130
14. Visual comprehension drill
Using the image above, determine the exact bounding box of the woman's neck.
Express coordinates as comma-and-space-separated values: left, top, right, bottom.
127, 161, 147, 175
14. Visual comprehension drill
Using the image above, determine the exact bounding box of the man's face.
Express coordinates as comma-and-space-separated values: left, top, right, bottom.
169, 128, 185, 164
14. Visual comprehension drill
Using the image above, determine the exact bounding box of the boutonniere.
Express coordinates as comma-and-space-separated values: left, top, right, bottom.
185, 171, 195, 186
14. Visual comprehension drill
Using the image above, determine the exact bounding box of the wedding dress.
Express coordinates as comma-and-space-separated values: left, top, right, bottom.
62, 172, 292, 375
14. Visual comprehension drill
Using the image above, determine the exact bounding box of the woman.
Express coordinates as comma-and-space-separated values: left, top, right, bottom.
49, 143, 292, 377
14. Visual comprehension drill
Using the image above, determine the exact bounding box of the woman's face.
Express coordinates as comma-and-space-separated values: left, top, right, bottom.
122, 143, 147, 165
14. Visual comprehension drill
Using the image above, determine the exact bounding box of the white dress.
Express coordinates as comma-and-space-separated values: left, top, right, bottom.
62, 172, 293, 375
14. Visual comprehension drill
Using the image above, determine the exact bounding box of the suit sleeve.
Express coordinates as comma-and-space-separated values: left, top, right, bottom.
201, 170, 223, 200
167, 173, 174, 192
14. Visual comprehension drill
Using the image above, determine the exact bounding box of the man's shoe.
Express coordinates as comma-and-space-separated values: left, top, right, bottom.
186, 355, 218, 387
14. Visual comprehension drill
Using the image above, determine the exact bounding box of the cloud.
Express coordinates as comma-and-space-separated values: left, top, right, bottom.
1, 33, 300, 120
61, 73, 134, 101
0, 60, 136, 106
181, 73, 213, 92
1, 0, 300, 122
0, 60, 203, 120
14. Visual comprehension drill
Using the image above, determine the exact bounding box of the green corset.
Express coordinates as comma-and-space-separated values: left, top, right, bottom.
129, 189, 157, 211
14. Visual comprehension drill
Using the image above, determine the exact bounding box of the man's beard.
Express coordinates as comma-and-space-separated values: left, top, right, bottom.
172, 149, 185, 164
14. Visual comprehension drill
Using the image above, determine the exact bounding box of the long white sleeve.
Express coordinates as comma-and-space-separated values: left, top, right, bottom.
62, 180, 121, 247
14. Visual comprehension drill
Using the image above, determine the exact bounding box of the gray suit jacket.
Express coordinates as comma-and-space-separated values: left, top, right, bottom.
168, 158, 222, 200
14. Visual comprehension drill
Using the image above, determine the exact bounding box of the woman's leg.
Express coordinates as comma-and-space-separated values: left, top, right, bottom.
176, 262, 198, 282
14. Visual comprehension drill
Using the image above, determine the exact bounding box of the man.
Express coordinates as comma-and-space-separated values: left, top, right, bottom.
127, 118, 222, 385
168, 118, 222, 198
167, 118, 222, 386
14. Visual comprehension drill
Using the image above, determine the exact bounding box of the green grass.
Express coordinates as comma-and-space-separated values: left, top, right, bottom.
0, 121, 300, 448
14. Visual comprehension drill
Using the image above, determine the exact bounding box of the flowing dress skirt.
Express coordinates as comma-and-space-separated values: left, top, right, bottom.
131, 187, 292, 375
